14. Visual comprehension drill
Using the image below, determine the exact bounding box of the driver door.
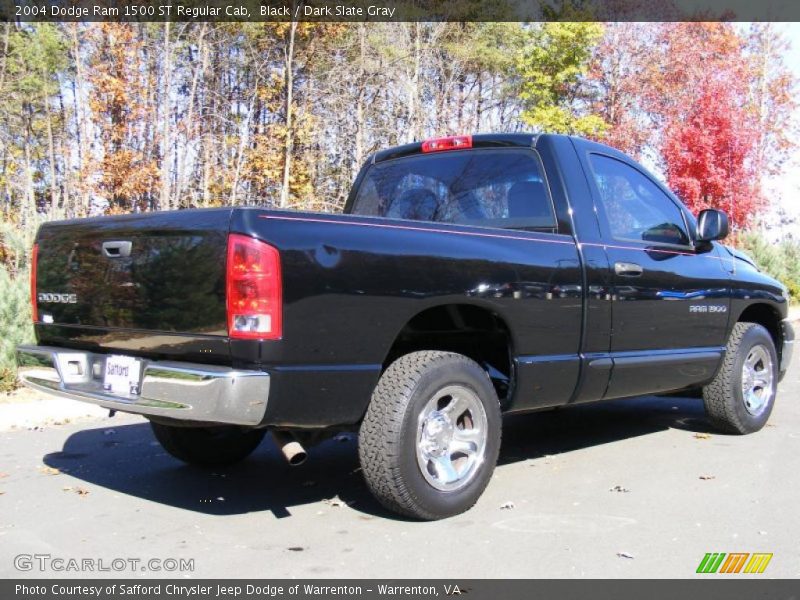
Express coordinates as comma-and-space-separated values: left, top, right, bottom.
584, 153, 730, 399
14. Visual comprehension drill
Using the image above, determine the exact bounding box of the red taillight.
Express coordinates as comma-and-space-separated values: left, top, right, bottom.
226, 234, 282, 340
421, 135, 472, 153
30, 243, 38, 323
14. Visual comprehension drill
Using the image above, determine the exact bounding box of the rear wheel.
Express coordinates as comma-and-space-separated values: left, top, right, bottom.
150, 422, 266, 467
358, 351, 502, 520
703, 322, 778, 434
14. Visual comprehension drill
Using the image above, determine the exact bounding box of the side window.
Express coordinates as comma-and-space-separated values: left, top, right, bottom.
589, 154, 690, 246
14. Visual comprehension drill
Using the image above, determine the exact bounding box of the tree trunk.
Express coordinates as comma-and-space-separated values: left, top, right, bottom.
160, 22, 172, 210
176, 24, 207, 206
70, 25, 92, 216
0, 23, 10, 91
43, 93, 59, 220
406, 23, 422, 143
23, 140, 36, 226
279, 19, 297, 209
353, 23, 366, 181
229, 91, 256, 206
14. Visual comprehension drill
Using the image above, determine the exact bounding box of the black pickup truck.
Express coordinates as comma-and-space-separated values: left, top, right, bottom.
18, 134, 794, 520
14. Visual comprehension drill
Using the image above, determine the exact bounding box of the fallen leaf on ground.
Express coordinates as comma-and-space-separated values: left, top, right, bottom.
500, 501, 515, 510
609, 485, 631, 493
38, 466, 60, 476
323, 497, 352, 508
617, 552, 635, 559
699, 475, 716, 480
693, 433, 711, 439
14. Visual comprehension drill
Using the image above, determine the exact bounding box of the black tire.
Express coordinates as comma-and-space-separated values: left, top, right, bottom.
358, 351, 502, 520
150, 422, 266, 467
703, 322, 779, 434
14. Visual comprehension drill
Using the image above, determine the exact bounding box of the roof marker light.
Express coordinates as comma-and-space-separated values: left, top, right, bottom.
421, 135, 473, 153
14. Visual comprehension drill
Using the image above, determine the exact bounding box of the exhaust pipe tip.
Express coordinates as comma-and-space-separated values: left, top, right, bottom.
271, 431, 307, 466
283, 441, 308, 466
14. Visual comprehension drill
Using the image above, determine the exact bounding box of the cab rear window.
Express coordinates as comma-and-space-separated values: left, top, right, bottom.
351, 149, 557, 231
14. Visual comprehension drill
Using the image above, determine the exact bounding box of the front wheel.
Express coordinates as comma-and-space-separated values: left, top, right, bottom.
703, 322, 779, 434
150, 422, 266, 467
358, 351, 502, 520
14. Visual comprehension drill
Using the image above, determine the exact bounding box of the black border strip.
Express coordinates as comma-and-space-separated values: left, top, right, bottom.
4, 0, 800, 23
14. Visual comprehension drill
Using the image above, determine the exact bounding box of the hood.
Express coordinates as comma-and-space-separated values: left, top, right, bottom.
723, 245, 759, 271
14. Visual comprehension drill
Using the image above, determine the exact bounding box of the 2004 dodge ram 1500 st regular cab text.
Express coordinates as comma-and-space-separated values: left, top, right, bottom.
17, 134, 794, 520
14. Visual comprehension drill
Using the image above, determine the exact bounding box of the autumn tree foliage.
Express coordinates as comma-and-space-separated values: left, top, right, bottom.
0, 21, 796, 228
516, 22, 607, 136
588, 23, 659, 158
745, 24, 797, 186
658, 23, 760, 228
662, 81, 758, 227
86, 24, 158, 213
589, 22, 796, 229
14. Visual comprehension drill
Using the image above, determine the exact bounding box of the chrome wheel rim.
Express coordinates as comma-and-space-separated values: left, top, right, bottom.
416, 385, 488, 492
741, 344, 774, 417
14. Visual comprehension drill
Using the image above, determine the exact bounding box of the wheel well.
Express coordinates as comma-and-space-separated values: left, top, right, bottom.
737, 303, 782, 354
383, 304, 514, 403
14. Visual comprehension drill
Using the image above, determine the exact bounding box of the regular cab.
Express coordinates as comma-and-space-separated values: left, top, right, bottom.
17, 134, 794, 520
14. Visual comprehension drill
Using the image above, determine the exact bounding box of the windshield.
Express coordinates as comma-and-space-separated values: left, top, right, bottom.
351, 149, 557, 231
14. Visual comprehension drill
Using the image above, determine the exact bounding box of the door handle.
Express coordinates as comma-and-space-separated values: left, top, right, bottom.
102, 241, 132, 258
614, 261, 643, 277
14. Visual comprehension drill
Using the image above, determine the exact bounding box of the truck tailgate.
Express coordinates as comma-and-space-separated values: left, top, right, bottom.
34, 209, 232, 361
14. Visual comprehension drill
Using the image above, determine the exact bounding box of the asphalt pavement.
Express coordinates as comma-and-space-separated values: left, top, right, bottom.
1, 353, 798, 579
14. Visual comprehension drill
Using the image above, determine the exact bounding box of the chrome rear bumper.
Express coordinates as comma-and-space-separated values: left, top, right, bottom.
16, 345, 269, 426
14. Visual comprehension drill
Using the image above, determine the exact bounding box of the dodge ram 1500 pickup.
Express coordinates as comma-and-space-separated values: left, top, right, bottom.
17, 134, 794, 520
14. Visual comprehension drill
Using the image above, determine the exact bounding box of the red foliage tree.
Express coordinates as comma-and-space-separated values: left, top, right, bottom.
657, 24, 761, 229
662, 81, 760, 229
589, 23, 794, 230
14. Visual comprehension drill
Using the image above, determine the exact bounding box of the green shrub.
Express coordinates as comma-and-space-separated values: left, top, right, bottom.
736, 232, 800, 304
0, 264, 33, 391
